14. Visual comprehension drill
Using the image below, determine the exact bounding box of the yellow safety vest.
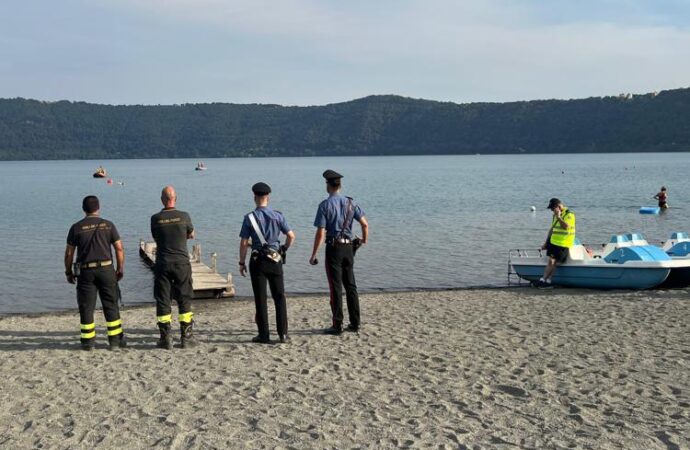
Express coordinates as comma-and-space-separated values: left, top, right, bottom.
550, 209, 576, 248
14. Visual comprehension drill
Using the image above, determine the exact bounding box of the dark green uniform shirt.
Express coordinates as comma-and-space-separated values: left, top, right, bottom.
67, 216, 120, 264
150, 208, 194, 265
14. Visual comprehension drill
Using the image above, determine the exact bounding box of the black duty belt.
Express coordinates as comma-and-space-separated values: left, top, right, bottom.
326, 237, 352, 246
80, 260, 112, 269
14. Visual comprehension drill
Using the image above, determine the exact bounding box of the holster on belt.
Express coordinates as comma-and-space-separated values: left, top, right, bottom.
252, 246, 282, 264
352, 237, 362, 255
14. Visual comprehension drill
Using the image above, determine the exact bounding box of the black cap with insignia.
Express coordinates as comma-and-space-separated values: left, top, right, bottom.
252, 182, 271, 196
322, 169, 343, 181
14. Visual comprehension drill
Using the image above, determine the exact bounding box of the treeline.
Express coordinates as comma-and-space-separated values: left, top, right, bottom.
1, 88, 689, 160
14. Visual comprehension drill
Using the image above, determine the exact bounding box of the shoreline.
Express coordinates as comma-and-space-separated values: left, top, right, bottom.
2, 150, 690, 163
0, 285, 519, 318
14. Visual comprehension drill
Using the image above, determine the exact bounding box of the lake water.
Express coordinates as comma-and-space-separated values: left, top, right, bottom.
0, 153, 688, 314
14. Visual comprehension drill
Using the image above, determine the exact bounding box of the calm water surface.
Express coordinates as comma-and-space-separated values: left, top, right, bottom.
0, 154, 688, 314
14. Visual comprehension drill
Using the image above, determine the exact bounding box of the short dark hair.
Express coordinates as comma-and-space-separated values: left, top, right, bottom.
82, 195, 100, 213
327, 179, 341, 189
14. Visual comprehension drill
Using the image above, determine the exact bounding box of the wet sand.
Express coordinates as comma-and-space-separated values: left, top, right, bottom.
0, 288, 688, 449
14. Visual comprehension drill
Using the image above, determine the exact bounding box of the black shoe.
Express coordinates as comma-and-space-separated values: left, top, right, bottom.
279, 335, 290, 343
536, 280, 554, 289
108, 333, 127, 351
324, 326, 342, 336
345, 324, 360, 333
252, 335, 271, 344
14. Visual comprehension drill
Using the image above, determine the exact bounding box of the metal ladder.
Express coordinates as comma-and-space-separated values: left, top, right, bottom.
507, 248, 543, 286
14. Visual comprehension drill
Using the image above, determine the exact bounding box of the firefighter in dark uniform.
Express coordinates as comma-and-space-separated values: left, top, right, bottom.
150, 185, 196, 349
239, 182, 296, 344
309, 170, 369, 335
64, 195, 126, 351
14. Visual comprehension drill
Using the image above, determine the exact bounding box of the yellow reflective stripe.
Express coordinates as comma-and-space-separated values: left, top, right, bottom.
107, 328, 123, 336
551, 229, 572, 236
80, 323, 96, 331
80, 330, 96, 339
179, 312, 194, 323
106, 319, 122, 328
157, 314, 172, 324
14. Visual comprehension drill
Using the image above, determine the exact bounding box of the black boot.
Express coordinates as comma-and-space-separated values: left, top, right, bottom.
80, 338, 95, 351
324, 326, 342, 335
108, 333, 127, 351
180, 321, 197, 349
157, 322, 173, 350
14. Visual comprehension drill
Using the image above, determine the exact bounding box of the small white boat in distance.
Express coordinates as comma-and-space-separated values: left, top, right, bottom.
195, 161, 207, 171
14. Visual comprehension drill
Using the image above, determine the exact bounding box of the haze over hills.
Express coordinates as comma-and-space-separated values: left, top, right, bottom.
0, 88, 689, 160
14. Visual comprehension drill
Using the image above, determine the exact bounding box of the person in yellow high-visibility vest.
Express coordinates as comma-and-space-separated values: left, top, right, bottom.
538, 198, 576, 288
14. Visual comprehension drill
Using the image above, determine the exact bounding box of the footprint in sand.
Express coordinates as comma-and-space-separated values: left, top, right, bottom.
495, 385, 528, 398
655, 431, 681, 450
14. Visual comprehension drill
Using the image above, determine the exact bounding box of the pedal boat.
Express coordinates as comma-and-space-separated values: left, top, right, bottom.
658, 232, 690, 288
622, 232, 690, 289
510, 235, 689, 290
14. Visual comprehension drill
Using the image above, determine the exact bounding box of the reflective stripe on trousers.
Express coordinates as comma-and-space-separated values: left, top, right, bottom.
179, 312, 194, 323
80, 322, 96, 339
106, 318, 123, 336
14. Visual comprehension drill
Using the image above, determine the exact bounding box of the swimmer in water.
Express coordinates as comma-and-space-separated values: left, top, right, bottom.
653, 186, 669, 209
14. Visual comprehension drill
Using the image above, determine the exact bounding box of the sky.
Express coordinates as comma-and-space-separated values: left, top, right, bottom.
1, 0, 689, 106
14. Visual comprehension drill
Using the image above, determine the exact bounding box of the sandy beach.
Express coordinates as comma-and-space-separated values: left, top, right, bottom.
0, 288, 688, 449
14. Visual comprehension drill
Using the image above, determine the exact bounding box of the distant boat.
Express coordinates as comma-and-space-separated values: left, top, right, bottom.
195, 161, 207, 171
93, 166, 107, 178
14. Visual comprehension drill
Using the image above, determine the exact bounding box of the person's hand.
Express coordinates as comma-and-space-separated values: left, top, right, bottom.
66, 273, 76, 284
309, 255, 318, 265
116, 268, 124, 281
239, 263, 247, 277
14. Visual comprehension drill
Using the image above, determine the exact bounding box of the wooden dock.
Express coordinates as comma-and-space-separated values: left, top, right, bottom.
139, 240, 235, 299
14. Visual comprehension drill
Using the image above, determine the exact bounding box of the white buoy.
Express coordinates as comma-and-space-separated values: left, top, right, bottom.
530, 206, 536, 212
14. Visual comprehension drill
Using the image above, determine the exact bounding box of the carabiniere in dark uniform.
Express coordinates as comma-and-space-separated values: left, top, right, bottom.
64, 195, 126, 351
309, 170, 369, 335
239, 182, 296, 344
